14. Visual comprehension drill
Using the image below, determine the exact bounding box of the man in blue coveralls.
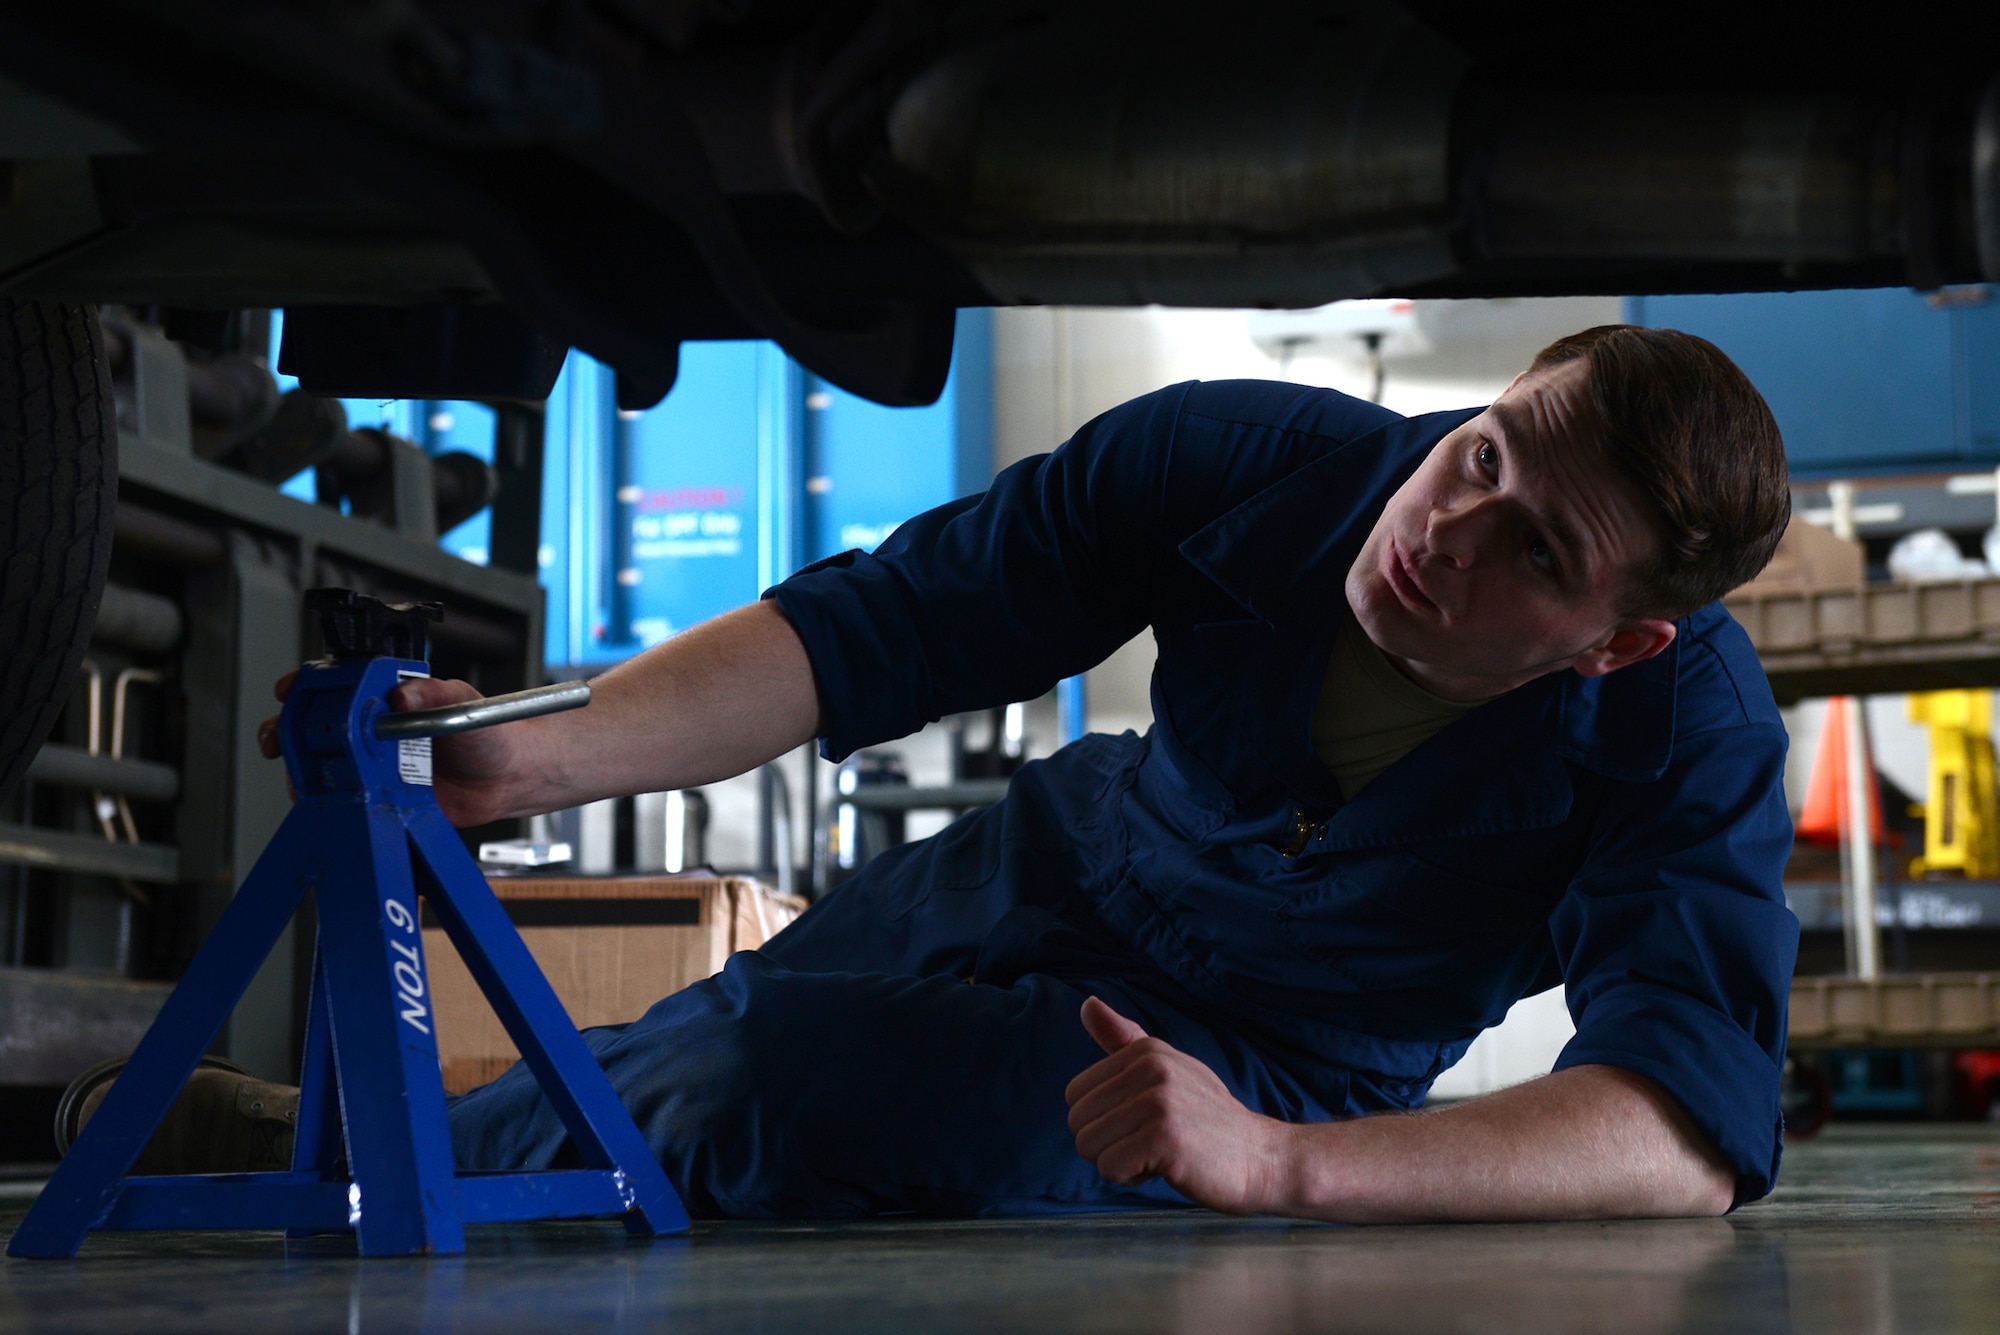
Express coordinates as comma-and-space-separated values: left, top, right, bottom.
258, 323, 1799, 1220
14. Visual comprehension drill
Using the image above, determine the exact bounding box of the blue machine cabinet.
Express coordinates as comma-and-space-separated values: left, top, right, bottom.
7, 594, 688, 1258
272, 308, 998, 671
1629, 287, 2000, 477
801, 309, 993, 564
544, 310, 994, 667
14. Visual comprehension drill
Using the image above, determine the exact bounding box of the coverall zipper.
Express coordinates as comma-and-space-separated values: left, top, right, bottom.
1283, 809, 1321, 857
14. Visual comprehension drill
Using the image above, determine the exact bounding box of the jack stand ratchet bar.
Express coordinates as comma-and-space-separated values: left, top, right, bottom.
374, 680, 591, 740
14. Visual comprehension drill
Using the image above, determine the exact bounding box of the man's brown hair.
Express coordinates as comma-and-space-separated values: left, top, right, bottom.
1529, 324, 1790, 619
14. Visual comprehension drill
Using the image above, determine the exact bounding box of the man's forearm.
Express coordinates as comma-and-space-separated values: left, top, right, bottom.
1270, 1064, 1736, 1223
495, 599, 822, 818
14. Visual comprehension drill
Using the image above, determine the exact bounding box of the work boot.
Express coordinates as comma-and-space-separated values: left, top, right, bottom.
55, 1056, 301, 1174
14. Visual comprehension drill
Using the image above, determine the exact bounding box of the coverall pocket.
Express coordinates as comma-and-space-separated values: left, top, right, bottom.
869, 802, 1007, 921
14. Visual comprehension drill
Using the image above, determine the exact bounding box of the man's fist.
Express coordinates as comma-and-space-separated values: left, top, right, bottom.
254, 670, 523, 828
1064, 996, 1295, 1215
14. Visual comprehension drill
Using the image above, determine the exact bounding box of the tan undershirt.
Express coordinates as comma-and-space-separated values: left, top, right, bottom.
1312, 620, 1479, 799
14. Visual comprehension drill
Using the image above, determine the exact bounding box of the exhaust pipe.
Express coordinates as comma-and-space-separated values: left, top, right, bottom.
875, 2, 1994, 305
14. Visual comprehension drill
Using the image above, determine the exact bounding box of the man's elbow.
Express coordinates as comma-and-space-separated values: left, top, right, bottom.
1614, 1133, 1734, 1219
1630, 1074, 1738, 1218
1593, 1065, 1738, 1218
1673, 1160, 1738, 1218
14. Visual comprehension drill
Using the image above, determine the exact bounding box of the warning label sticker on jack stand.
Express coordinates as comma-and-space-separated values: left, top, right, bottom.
396, 670, 434, 786
400, 737, 433, 786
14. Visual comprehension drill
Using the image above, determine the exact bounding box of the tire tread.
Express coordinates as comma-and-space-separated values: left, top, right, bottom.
0, 300, 117, 802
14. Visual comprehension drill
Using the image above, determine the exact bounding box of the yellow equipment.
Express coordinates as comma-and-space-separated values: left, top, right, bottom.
1907, 690, 2000, 878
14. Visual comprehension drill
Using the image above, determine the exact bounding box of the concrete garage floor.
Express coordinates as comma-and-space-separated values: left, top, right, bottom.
0, 1125, 1994, 1334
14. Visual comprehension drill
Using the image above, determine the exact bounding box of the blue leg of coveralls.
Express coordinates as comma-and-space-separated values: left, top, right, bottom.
446, 801, 1343, 1218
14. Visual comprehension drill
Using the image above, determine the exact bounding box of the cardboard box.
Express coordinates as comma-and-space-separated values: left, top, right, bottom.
1736, 515, 1866, 597
423, 874, 806, 1094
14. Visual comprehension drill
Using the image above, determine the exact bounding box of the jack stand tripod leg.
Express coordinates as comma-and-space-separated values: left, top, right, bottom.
7, 811, 318, 1258
287, 951, 347, 1239
314, 802, 462, 1256
405, 805, 690, 1235
292, 951, 342, 1175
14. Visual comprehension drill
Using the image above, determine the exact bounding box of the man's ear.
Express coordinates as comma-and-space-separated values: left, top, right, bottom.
1570, 619, 1677, 678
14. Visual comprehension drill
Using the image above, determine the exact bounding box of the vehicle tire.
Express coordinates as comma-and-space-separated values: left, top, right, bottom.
0, 300, 117, 803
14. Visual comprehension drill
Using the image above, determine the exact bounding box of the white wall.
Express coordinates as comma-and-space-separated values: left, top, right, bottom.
1428, 986, 1576, 1102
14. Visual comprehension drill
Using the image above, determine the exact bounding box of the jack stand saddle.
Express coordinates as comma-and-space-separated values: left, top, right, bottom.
9, 589, 688, 1257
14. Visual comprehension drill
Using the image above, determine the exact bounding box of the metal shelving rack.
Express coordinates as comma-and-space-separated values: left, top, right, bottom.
1726, 576, 2000, 705
1730, 569, 2000, 1051
0, 326, 545, 1111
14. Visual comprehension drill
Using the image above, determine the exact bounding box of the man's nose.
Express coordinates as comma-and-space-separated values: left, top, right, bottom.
1426, 494, 1499, 567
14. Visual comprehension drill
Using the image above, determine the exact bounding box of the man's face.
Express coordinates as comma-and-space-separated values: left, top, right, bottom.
1345, 359, 1678, 702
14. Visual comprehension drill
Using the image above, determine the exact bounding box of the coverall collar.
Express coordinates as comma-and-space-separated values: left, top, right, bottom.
1176, 404, 1681, 840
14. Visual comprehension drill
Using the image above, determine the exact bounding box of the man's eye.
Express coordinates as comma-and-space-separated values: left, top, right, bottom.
1476, 442, 1499, 477
1528, 536, 1556, 572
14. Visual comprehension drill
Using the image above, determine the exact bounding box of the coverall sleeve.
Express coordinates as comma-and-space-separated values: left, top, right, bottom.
766, 382, 1215, 760
1548, 719, 1799, 1207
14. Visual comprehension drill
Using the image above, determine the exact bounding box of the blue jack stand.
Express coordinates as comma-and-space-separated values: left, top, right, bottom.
8, 591, 689, 1258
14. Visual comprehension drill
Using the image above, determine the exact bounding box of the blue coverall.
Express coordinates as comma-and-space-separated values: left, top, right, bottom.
450, 380, 1800, 1216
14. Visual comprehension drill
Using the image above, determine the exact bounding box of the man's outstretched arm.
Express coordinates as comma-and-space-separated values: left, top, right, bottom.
261, 599, 822, 828
1065, 997, 1736, 1223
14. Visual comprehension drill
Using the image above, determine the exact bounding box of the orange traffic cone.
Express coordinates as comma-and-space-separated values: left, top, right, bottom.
1797, 696, 1886, 845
